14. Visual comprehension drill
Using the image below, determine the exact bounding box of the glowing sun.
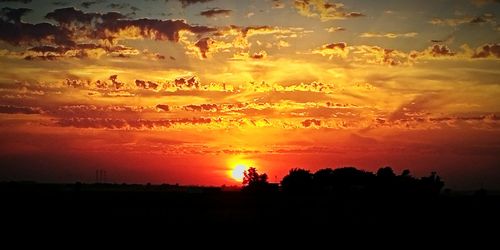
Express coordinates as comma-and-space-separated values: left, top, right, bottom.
230, 164, 248, 182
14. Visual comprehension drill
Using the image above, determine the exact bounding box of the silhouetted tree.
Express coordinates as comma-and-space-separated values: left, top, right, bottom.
377, 166, 395, 178
401, 169, 411, 177
276, 165, 445, 196
313, 167, 375, 194
281, 168, 313, 193
313, 168, 335, 192
242, 167, 270, 193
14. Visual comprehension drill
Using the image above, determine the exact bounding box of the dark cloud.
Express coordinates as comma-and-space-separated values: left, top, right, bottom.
325, 42, 347, 50
80, 1, 98, 8
107, 3, 130, 9
200, 8, 232, 18
43, 105, 146, 119
272, 0, 285, 9
470, 13, 495, 24
429, 44, 456, 56
472, 43, 500, 58
1, 7, 31, 23
250, 51, 266, 59
54, 117, 212, 129
0, 9, 73, 46
174, 76, 200, 89
94, 15, 215, 43
155, 104, 170, 112
22, 43, 137, 60
109, 75, 125, 89
178, 0, 214, 8
45, 7, 124, 25
44, 7, 216, 42
301, 119, 321, 128
0, 7, 216, 60
184, 104, 218, 112
429, 13, 495, 27
294, 0, 365, 21
52, 2, 70, 7
0, 0, 32, 3
135, 79, 159, 90
194, 37, 212, 58
0, 105, 41, 114
412, 44, 456, 59
345, 12, 365, 17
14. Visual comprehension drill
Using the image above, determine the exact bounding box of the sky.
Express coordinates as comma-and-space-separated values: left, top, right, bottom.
0, 0, 499, 189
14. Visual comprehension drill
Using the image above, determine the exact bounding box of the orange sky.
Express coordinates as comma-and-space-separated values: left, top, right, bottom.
0, 0, 499, 189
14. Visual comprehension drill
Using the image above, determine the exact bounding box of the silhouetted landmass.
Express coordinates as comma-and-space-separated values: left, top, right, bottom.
0, 166, 498, 233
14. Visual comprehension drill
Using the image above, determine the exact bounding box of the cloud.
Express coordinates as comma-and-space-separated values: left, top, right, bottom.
0, 8, 73, 47
109, 75, 125, 89
294, 0, 365, 21
312, 42, 349, 59
179, 24, 310, 59
194, 37, 212, 58
178, 0, 214, 8
345, 12, 364, 17
412, 44, 456, 59
429, 13, 495, 27
0, 0, 31, 3
20, 44, 138, 60
354, 45, 410, 66
135, 79, 160, 90
184, 104, 218, 112
272, 0, 285, 9
0, 7, 31, 23
0, 105, 41, 114
107, 3, 134, 10
155, 104, 170, 112
0, 7, 217, 60
325, 27, 345, 32
429, 33, 455, 44
53, 117, 213, 129
360, 32, 418, 39
250, 50, 267, 59
45, 7, 216, 42
200, 8, 232, 18
301, 119, 321, 127
80, 1, 103, 8
60, 74, 232, 92
471, 43, 500, 58
173, 76, 201, 89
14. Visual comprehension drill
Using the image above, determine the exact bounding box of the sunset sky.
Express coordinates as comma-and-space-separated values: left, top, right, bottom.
0, 0, 499, 189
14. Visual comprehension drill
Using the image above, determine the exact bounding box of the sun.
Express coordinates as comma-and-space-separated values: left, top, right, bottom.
227, 157, 255, 183
231, 164, 248, 182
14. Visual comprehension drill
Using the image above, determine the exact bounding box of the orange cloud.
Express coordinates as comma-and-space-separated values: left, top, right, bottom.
360, 32, 418, 39
294, 0, 365, 21
312, 42, 349, 59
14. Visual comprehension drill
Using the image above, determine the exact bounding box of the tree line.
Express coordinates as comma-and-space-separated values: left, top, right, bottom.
242, 166, 444, 196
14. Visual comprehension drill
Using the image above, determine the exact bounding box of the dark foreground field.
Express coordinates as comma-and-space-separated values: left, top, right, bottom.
1, 182, 499, 233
